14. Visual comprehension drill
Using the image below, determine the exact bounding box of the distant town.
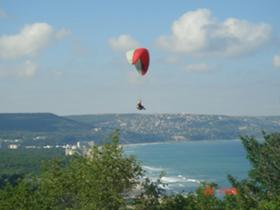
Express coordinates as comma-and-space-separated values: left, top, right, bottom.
0, 136, 95, 157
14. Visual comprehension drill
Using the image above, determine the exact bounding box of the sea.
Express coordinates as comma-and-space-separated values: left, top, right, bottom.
123, 139, 250, 193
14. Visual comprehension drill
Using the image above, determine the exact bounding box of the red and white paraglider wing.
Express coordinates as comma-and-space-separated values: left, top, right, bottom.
126, 48, 149, 76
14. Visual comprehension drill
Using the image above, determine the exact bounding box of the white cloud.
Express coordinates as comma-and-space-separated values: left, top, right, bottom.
0, 22, 70, 59
273, 54, 280, 68
18, 60, 37, 77
108, 34, 140, 51
186, 63, 209, 72
55, 28, 71, 39
157, 9, 272, 57
0, 60, 38, 78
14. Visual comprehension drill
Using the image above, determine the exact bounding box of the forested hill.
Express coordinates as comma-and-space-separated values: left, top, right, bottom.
1, 113, 280, 144
0, 113, 88, 132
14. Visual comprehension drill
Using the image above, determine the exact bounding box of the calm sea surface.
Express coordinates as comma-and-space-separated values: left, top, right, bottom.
124, 140, 250, 193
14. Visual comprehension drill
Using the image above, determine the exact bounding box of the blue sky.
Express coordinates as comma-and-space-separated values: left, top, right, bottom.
0, 0, 280, 116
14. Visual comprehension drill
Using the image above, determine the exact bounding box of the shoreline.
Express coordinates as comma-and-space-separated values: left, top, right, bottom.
122, 138, 241, 147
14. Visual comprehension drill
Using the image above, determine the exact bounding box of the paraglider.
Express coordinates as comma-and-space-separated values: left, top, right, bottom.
126, 48, 150, 111
136, 99, 146, 110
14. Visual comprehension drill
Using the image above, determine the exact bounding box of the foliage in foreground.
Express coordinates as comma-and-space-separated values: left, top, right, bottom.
0, 131, 280, 209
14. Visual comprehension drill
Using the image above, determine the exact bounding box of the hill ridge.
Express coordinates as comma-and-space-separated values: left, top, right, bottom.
1, 113, 280, 145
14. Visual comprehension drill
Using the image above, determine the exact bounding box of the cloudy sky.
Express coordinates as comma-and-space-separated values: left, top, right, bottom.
0, 0, 280, 116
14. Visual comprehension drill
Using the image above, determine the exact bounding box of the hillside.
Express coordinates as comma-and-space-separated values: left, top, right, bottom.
1, 113, 280, 145
0, 113, 90, 146
67, 113, 280, 142
0, 113, 88, 132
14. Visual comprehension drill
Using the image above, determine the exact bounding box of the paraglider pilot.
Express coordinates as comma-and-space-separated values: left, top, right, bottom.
136, 100, 146, 110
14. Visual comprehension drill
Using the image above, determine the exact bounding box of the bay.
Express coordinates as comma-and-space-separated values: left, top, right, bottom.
124, 140, 251, 193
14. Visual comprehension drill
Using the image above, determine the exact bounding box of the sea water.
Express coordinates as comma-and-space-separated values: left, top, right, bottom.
124, 140, 250, 193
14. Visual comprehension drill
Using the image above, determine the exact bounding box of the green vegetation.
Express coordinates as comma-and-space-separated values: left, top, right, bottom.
0, 113, 87, 132
0, 131, 279, 209
0, 148, 65, 175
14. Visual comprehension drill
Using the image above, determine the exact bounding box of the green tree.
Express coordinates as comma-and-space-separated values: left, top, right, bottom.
0, 178, 41, 210
228, 132, 280, 209
0, 130, 144, 210
38, 130, 143, 210
133, 175, 166, 210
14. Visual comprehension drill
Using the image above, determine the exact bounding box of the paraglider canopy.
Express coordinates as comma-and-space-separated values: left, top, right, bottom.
126, 48, 150, 76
